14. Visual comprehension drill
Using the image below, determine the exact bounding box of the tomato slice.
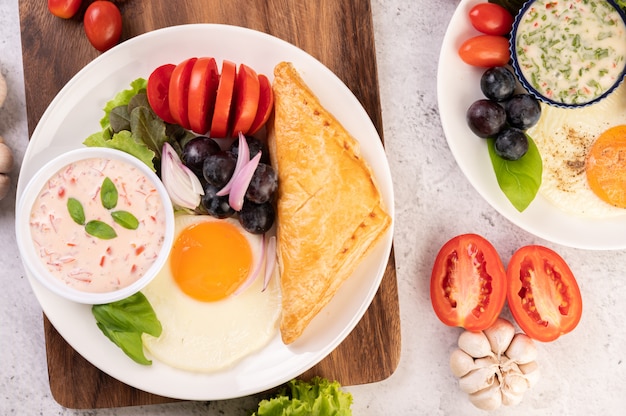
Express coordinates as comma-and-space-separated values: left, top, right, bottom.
188, 57, 220, 135
168, 57, 197, 129
507, 245, 582, 342
147, 63, 177, 124
210, 60, 237, 138
248, 73, 274, 135
230, 64, 261, 135
430, 234, 506, 331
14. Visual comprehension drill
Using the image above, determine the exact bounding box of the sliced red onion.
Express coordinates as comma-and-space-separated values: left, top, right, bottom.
233, 233, 265, 296
228, 151, 262, 211
262, 235, 277, 292
216, 131, 249, 196
161, 142, 204, 209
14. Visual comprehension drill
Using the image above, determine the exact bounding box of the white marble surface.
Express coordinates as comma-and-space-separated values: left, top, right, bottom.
2, 0, 626, 414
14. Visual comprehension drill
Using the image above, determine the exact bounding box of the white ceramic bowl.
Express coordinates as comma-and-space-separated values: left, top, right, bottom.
15, 147, 174, 305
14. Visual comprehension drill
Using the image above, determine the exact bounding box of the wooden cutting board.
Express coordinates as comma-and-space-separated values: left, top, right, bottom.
19, 0, 400, 409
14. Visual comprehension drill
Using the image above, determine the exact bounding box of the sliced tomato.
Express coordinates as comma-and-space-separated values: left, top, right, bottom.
147, 63, 177, 124
230, 64, 260, 135
188, 57, 220, 134
248, 73, 274, 135
210, 60, 237, 138
168, 57, 197, 129
430, 234, 506, 331
458, 35, 510, 67
507, 245, 582, 342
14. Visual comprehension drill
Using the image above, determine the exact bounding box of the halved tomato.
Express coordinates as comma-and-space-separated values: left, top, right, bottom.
188, 57, 220, 134
507, 245, 582, 342
230, 63, 260, 135
147, 63, 177, 124
248, 73, 274, 135
430, 234, 506, 331
210, 60, 237, 138
168, 57, 197, 129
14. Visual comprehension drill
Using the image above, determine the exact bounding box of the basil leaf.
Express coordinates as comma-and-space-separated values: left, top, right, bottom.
67, 198, 85, 225
92, 292, 162, 366
111, 210, 139, 230
101, 177, 118, 209
85, 220, 117, 240
488, 135, 542, 212
109, 105, 131, 133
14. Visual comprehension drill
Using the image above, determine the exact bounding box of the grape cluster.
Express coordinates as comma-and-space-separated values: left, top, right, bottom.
181, 135, 278, 234
466, 67, 541, 161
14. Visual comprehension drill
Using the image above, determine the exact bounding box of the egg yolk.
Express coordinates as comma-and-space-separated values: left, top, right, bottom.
586, 125, 626, 209
170, 221, 253, 302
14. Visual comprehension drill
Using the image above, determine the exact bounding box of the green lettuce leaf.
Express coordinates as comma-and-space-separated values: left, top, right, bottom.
100, 78, 147, 130
253, 377, 353, 416
83, 129, 156, 171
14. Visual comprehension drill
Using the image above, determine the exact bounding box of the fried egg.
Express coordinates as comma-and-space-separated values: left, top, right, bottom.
527, 81, 626, 217
141, 214, 281, 372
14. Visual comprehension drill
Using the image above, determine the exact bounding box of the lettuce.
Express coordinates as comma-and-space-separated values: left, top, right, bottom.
252, 377, 353, 416
100, 78, 147, 130
84, 129, 156, 170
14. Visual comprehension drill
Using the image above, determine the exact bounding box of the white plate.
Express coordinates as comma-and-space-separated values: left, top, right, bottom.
437, 0, 626, 250
16, 24, 394, 400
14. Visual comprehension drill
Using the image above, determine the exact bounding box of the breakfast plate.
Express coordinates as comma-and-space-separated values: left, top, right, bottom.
437, 0, 626, 250
16, 24, 394, 400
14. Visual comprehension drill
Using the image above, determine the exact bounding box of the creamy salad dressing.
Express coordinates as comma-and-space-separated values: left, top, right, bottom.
29, 157, 167, 293
515, 0, 626, 105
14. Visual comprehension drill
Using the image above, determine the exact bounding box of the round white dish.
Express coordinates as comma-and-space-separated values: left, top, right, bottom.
15, 24, 394, 400
437, 0, 626, 250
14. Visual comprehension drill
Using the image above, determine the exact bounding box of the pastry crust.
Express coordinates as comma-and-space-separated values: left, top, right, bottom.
268, 62, 391, 344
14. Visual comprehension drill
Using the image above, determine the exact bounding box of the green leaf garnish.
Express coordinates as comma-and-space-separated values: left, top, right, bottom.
130, 106, 168, 159
111, 210, 139, 230
488, 135, 543, 212
92, 292, 162, 365
100, 78, 148, 130
67, 197, 85, 225
83, 129, 156, 172
101, 177, 118, 210
85, 220, 117, 240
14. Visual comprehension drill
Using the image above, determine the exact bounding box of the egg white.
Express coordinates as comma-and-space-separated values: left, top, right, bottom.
141, 214, 281, 373
528, 81, 626, 217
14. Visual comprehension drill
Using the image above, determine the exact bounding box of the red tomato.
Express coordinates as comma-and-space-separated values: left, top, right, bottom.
48, 0, 82, 19
83, 1, 122, 52
147, 64, 177, 124
230, 64, 260, 135
210, 60, 237, 138
458, 35, 510, 67
430, 234, 507, 331
188, 57, 220, 134
168, 58, 197, 130
507, 245, 582, 342
469, 3, 514, 36
248, 73, 274, 135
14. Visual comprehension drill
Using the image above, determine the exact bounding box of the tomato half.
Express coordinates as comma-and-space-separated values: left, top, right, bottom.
430, 234, 507, 331
469, 3, 514, 36
507, 245, 582, 342
83, 1, 122, 52
458, 35, 510, 67
147, 63, 176, 124
188, 57, 220, 135
48, 0, 82, 19
168, 57, 197, 130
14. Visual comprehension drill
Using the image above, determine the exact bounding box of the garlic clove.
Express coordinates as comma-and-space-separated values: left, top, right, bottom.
501, 387, 524, 407
502, 371, 529, 396
505, 333, 537, 364
469, 382, 503, 411
0, 72, 6, 109
483, 317, 515, 357
519, 361, 541, 388
458, 329, 493, 358
450, 348, 476, 378
0, 174, 10, 200
0, 142, 15, 173
459, 366, 499, 394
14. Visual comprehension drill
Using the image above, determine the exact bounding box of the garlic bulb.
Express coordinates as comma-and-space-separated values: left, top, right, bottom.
0, 136, 14, 201
449, 318, 540, 411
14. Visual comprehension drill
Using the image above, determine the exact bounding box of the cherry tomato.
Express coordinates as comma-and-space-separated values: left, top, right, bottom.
230, 63, 260, 135
469, 3, 514, 36
248, 73, 274, 135
168, 58, 197, 130
507, 245, 582, 342
430, 234, 507, 331
48, 0, 82, 19
83, 1, 122, 52
188, 57, 220, 135
210, 60, 237, 138
458, 35, 510, 67
147, 64, 177, 124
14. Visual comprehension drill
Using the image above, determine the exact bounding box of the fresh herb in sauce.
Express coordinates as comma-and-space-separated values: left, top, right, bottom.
101, 177, 118, 209
85, 220, 118, 240
67, 197, 85, 225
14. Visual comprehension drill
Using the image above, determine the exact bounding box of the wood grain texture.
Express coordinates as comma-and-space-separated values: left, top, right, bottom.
20, 0, 400, 409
